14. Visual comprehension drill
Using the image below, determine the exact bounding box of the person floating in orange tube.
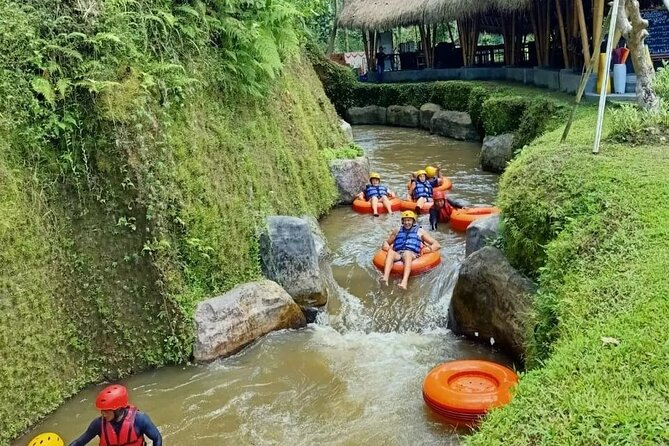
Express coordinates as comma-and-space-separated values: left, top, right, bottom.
356, 172, 395, 216
408, 169, 434, 214
381, 210, 440, 289
429, 190, 453, 230
425, 165, 444, 187
69, 384, 162, 446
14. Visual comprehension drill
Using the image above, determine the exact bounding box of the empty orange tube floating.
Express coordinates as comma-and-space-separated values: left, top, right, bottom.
449, 207, 500, 232
422, 360, 518, 426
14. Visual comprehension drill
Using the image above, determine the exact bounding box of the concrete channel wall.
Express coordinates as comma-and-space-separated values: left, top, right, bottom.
374, 67, 596, 94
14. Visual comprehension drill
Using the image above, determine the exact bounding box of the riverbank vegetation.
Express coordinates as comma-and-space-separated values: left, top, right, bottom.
310, 51, 568, 150
0, 0, 348, 442
467, 79, 669, 444
313, 52, 669, 444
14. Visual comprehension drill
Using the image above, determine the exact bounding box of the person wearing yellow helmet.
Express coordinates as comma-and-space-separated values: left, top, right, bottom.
29, 433, 64, 446
356, 171, 395, 216
425, 164, 445, 187
381, 210, 440, 289
408, 169, 435, 214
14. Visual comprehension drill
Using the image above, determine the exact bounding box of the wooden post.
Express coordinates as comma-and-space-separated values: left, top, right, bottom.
593, 0, 620, 154
511, 13, 517, 65
556, 0, 570, 68
562, 8, 613, 143
592, 0, 605, 70
575, 0, 591, 68
544, 0, 552, 66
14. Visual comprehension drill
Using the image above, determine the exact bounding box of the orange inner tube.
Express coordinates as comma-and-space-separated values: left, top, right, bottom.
372, 247, 441, 276
352, 197, 402, 214
422, 360, 517, 420
449, 207, 500, 232
434, 177, 453, 192
399, 199, 433, 214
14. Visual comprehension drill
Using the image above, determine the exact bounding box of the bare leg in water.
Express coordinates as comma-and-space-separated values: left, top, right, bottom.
380, 196, 393, 213
382, 249, 401, 286
398, 251, 414, 289
370, 196, 380, 215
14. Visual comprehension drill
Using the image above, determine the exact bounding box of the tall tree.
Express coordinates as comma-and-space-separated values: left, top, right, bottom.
617, 0, 659, 111
326, 0, 340, 55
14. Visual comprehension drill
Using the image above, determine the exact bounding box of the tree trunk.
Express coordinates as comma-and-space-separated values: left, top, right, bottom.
326, 0, 339, 55
617, 0, 659, 111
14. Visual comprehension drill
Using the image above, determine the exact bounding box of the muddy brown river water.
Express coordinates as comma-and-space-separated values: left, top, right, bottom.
14, 126, 511, 446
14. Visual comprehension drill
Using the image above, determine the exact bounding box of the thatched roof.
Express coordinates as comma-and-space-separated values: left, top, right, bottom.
339, 0, 532, 30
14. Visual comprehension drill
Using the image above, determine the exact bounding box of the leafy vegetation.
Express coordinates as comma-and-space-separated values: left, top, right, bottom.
310, 52, 568, 149
0, 0, 347, 442
609, 62, 669, 144
466, 101, 669, 444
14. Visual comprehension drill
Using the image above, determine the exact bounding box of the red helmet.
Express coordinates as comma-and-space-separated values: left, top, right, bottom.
433, 190, 445, 200
95, 384, 129, 410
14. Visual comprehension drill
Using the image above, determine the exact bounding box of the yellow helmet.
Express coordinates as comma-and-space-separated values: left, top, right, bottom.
29, 433, 64, 446
416, 169, 427, 177
425, 166, 437, 177
400, 210, 417, 221
369, 172, 381, 181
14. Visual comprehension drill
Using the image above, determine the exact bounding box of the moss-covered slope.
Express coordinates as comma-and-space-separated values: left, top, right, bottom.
0, 0, 346, 442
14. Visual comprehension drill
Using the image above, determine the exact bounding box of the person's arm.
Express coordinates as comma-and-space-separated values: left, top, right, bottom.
136, 412, 163, 446
383, 229, 398, 251
68, 418, 101, 446
419, 229, 440, 251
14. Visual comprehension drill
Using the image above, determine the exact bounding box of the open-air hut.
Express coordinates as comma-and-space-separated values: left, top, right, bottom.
339, 0, 533, 69
339, 0, 669, 78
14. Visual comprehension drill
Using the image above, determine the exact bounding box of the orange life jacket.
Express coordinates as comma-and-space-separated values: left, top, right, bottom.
99, 406, 144, 446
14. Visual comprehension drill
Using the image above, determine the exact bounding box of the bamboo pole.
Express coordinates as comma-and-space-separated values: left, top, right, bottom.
575, 0, 591, 68
562, 7, 613, 142
592, 0, 605, 70
556, 0, 570, 68
593, 0, 619, 154
530, 4, 542, 66
544, 0, 552, 66
511, 13, 517, 65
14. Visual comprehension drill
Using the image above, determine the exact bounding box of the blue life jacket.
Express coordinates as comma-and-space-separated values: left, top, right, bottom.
412, 180, 433, 200
365, 184, 388, 199
393, 224, 422, 255
428, 177, 440, 187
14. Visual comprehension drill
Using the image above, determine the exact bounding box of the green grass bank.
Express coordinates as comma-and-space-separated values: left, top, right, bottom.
0, 1, 348, 442
467, 105, 669, 444
311, 55, 669, 443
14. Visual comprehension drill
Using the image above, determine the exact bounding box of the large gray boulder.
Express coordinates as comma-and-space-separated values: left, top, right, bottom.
420, 103, 442, 130
193, 280, 306, 362
340, 119, 353, 142
465, 214, 501, 257
329, 156, 369, 204
449, 246, 536, 363
260, 216, 327, 306
430, 110, 480, 141
300, 214, 331, 261
346, 106, 387, 125
481, 133, 515, 173
386, 105, 420, 128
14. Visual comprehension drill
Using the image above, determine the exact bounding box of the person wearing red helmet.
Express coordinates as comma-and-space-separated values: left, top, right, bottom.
429, 189, 453, 230
68, 384, 162, 446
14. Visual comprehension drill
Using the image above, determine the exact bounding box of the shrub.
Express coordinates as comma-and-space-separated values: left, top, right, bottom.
481, 96, 528, 135
468, 86, 492, 136
515, 98, 567, 149
307, 42, 358, 116
429, 81, 475, 111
